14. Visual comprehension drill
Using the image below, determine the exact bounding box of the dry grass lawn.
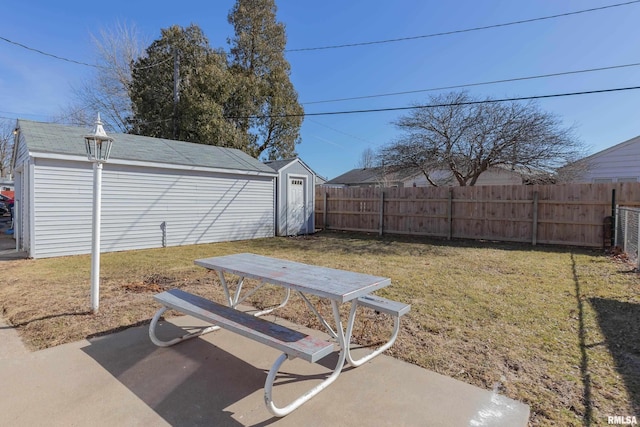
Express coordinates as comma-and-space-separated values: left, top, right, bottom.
0, 231, 638, 426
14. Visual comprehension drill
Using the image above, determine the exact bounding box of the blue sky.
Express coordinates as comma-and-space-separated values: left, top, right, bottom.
1, 1, 640, 180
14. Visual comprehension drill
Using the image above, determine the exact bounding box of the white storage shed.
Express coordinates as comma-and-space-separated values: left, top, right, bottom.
11, 120, 277, 259
264, 158, 316, 236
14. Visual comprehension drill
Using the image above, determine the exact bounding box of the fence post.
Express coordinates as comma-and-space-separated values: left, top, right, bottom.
447, 189, 453, 240
624, 209, 629, 252
614, 204, 619, 247
379, 190, 385, 236
323, 192, 328, 229
532, 191, 539, 245
637, 210, 640, 271
611, 189, 616, 247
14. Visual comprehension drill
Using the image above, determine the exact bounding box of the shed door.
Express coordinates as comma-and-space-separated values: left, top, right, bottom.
287, 177, 306, 235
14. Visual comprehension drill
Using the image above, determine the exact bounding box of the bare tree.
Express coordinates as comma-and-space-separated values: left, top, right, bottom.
0, 118, 16, 178
555, 158, 593, 183
356, 147, 377, 168
56, 21, 147, 132
380, 91, 585, 186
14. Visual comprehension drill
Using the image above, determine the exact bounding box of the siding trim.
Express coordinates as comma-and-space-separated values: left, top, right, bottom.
28, 151, 278, 178
28, 160, 35, 258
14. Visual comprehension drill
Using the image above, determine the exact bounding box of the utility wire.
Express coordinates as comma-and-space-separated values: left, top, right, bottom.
286, 0, 640, 52
228, 85, 640, 119
4, 1, 638, 70
0, 36, 99, 68
303, 61, 640, 104
0, 35, 172, 70
6, 86, 640, 128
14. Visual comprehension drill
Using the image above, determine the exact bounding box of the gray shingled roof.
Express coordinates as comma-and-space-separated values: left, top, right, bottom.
325, 168, 385, 185
18, 120, 275, 174
263, 158, 296, 171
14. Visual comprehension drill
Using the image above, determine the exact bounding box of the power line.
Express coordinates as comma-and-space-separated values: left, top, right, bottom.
3, 0, 638, 72
229, 85, 640, 119
286, 0, 640, 52
0, 36, 99, 68
0, 35, 173, 70
302, 61, 640, 104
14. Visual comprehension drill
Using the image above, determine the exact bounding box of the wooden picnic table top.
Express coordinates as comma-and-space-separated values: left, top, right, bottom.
195, 253, 391, 303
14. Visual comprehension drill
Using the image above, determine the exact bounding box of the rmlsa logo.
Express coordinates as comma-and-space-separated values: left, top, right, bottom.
608, 415, 638, 425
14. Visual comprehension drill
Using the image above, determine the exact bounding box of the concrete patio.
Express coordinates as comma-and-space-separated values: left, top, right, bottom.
0, 313, 530, 426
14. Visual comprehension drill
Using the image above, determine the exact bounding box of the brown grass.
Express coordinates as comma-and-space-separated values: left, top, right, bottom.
0, 231, 638, 426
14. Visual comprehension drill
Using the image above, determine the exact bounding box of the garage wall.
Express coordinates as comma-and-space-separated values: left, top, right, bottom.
31, 158, 275, 258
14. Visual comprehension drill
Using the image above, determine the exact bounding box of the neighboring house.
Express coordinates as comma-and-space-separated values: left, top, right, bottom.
401, 165, 546, 187
0, 178, 14, 199
0, 178, 14, 192
322, 167, 405, 188
325, 165, 547, 188
565, 134, 640, 183
264, 158, 316, 236
11, 120, 277, 259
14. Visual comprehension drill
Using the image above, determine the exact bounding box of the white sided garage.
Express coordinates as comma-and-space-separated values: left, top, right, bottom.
11, 120, 277, 259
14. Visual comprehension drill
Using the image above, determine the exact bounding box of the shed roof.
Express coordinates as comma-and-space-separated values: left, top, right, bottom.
264, 158, 297, 171
17, 120, 275, 174
263, 157, 317, 176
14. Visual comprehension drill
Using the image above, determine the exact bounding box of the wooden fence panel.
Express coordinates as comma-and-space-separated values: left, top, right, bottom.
315, 183, 640, 248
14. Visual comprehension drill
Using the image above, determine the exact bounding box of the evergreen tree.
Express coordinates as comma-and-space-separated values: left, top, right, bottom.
129, 25, 242, 147
227, 0, 303, 159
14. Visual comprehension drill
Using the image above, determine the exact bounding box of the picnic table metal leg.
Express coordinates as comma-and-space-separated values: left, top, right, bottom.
344, 302, 401, 367
217, 271, 233, 307
264, 300, 346, 417
218, 272, 291, 316
148, 306, 220, 347
297, 291, 338, 340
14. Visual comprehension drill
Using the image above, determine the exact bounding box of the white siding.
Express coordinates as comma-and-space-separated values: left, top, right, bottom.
576, 136, 640, 183
31, 158, 274, 258
13, 134, 31, 254
13, 133, 30, 167
404, 168, 522, 186
474, 169, 523, 185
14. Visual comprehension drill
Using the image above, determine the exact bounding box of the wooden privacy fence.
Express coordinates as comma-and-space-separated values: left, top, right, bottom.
315, 183, 640, 248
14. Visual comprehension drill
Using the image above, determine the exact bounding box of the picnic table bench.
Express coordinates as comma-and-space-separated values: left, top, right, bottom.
149, 253, 410, 417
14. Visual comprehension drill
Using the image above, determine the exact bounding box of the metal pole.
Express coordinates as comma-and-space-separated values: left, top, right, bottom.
611, 189, 616, 247
624, 209, 629, 253
532, 191, 539, 245
90, 162, 103, 314
637, 210, 640, 271
614, 204, 619, 247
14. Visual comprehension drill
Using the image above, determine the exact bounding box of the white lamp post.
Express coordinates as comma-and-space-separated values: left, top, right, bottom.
84, 114, 113, 314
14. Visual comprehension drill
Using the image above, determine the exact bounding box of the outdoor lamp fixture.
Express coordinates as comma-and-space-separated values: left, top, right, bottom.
84, 113, 113, 314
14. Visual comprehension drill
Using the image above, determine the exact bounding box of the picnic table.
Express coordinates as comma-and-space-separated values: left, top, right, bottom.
149, 253, 410, 417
